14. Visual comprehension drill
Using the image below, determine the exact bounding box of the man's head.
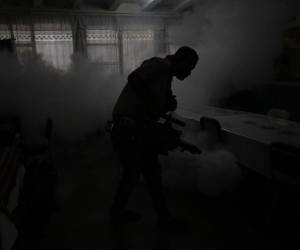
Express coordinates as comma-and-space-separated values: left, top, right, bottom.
170, 46, 199, 80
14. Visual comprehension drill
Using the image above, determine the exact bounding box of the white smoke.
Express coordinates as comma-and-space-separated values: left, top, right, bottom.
162, 116, 242, 197
0, 52, 123, 142
162, 0, 299, 195
170, 0, 295, 112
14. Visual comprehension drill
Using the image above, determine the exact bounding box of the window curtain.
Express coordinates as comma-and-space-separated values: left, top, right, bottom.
72, 16, 87, 56
34, 15, 73, 71
84, 15, 119, 74
118, 16, 166, 75
0, 11, 172, 74
0, 15, 34, 63
0, 16, 11, 41
11, 15, 34, 63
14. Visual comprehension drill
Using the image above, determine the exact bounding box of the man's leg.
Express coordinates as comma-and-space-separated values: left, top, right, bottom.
142, 154, 170, 220
110, 150, 141, 222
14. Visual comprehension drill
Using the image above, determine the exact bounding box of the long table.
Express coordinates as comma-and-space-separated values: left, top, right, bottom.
177, 107, 300, 185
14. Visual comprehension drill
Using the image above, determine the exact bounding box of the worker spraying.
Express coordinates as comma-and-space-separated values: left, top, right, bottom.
109, 47, 200, 231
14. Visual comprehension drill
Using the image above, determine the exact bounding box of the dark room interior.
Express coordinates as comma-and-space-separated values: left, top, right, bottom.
1, 0, 300, 250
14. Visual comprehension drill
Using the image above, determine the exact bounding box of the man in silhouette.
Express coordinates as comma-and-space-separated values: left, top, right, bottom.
109, 46, 199, 229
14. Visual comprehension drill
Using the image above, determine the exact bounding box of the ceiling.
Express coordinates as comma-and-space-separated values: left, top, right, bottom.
0, 0, 195, 12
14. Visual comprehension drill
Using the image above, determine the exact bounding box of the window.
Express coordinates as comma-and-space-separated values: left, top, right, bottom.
87, 29, 119, 74
122, 29, 155, 74
34, 16, 73, 71
11, 16, 34, 64
0, 12, 170, 74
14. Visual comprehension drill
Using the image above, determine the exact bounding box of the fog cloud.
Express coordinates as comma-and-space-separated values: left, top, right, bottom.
170, 0, 295, 112
0, 53, 123, 142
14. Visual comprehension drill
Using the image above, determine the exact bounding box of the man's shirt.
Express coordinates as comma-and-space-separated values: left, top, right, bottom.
113, 57, 174, 121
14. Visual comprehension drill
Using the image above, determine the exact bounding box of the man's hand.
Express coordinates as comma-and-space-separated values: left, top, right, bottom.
179, 140, 202, 154
166, 95, 177, 112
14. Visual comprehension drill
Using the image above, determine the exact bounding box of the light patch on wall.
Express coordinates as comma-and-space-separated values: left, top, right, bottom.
115, 3, 142, 12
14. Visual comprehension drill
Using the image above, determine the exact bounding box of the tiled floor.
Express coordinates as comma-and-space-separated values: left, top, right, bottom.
14, 135, 300, 250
